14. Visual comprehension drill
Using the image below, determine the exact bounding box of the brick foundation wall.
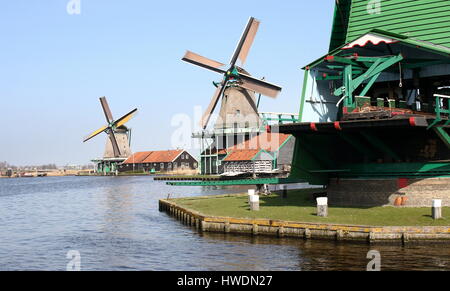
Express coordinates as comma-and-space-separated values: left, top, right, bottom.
327, 178, 450, 207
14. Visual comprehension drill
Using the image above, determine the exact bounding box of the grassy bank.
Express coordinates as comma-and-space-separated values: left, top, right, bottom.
174, 189, 449, 227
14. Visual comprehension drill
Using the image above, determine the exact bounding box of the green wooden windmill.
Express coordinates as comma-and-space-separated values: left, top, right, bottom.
276, 0, 450, 207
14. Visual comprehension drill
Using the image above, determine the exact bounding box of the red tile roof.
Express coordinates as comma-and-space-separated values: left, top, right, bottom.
142, 150, 183, 163
223, 150, 261, 162
123, 151, 152, 164
218, 133, 291, 155
123, 150, 184, 164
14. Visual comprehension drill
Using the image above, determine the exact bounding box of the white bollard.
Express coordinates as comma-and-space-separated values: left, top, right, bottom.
432, 199, 442, 220
317, 197, 328, 217
250, 194, 260, 211
248, 189, 256, 204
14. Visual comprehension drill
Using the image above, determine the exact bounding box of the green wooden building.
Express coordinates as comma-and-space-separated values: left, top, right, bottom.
277, 0, 450, 206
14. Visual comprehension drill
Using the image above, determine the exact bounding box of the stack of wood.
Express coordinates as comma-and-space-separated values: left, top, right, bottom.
343, 105, 414, 121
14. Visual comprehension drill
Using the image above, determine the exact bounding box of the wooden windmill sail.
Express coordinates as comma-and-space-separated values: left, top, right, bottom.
83, 97, 137, 159
182, 17, 282, 130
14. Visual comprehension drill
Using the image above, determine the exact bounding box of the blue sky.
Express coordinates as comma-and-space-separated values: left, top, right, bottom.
0, 0, 335, 166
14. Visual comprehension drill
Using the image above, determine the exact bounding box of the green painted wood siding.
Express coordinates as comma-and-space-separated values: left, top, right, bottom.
329, 0, 352, 51
329, 0, 450, 51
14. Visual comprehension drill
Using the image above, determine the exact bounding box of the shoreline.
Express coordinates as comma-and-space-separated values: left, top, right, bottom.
159, 194, 450, 244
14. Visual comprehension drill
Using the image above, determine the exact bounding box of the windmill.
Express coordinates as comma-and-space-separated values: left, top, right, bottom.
84, 97, 137, 160
183, 17, 282, 175
182, 17, 282, 130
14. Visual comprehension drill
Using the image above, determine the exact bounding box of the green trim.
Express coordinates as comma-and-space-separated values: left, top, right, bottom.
167, 177, 305, 187
251, 149, 272, 162
428, 95, 450, 129
277, 135, 293, 152
333, 54, 403, 110
222, 150, 232, 161
299, 69, 309, 121
434, 128, 450, 150
303, 29, 450, 70
328, 0, 352, 51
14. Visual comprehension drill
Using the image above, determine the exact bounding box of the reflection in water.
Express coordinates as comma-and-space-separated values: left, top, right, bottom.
198, 232, 450, 271
0, 176, 449, 271
101, 182, 134, 238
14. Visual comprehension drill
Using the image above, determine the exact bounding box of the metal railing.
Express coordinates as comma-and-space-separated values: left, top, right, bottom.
428, 94, 450, 129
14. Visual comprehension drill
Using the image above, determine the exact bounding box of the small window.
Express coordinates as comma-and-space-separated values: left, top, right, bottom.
160, 163, 164, 169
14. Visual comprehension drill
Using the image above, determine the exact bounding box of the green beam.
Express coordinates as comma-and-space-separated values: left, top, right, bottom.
299, 69, 310, 121
434, 127, 450, 150
326, 55, 362, 67
359, 72, 381, 97
350, 55, 403, 94
167, 177, 306, 187
334, 54, 403, 110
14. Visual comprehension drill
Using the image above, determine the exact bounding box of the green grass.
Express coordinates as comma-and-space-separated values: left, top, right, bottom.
174, 189, 450, 227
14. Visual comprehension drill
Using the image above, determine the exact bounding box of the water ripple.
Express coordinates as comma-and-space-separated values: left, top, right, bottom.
0, 176, 449, 271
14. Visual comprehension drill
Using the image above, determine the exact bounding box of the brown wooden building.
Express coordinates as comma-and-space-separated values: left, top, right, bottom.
119, 150, 198, 173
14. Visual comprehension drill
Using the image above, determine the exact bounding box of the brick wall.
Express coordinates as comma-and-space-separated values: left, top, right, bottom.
327, 178, 450, 207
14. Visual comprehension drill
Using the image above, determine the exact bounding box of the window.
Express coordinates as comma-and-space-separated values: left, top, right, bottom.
160, 163, 164, 169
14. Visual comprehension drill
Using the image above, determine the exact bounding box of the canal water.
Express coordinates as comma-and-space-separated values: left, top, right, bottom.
0, 176, 449, 271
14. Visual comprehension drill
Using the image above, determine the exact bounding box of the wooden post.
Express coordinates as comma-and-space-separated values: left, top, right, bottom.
432, 199, 442, 220
282, 185, 288, 199
317, 197, 328, 217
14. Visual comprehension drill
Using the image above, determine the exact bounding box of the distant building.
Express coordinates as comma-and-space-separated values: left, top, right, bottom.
120, 150, 198, 173
219, 133, 295, 174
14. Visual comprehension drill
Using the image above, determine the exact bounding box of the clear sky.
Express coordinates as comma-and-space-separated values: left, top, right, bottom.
0, 0, 335, 166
